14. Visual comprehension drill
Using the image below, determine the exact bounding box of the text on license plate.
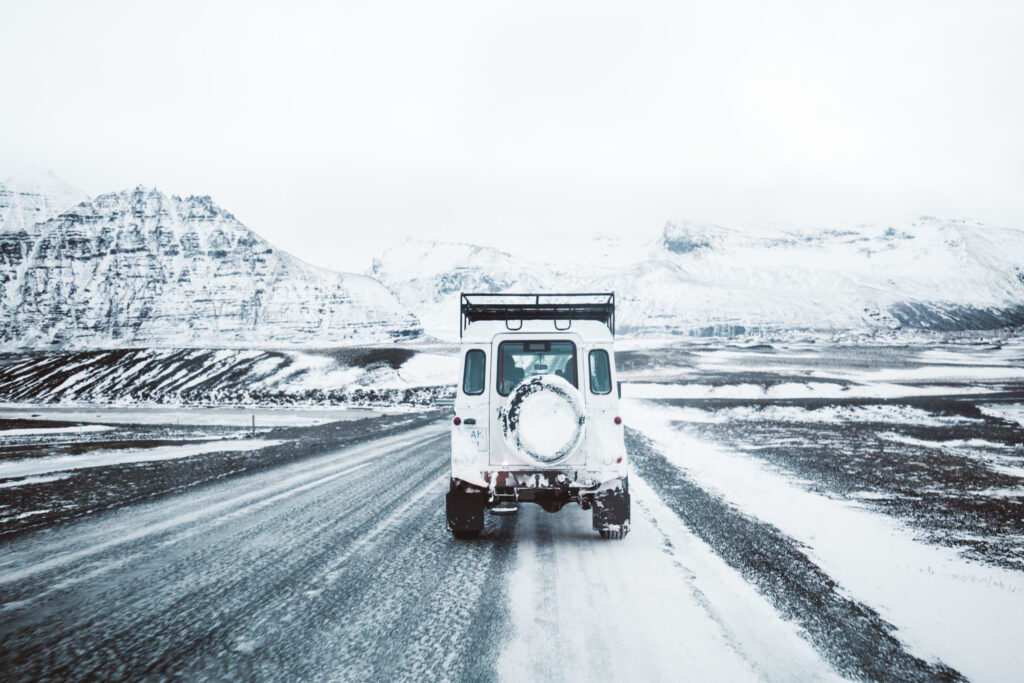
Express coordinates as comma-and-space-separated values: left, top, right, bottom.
467, 428, 487, 451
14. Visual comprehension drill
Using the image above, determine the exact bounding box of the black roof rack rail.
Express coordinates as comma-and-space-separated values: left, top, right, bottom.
460, 292, 615, 337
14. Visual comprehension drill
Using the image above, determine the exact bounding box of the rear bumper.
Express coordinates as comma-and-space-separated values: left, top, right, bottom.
483, 469, 619, 490
452, 462, 626, 490
452, 471, 627, 513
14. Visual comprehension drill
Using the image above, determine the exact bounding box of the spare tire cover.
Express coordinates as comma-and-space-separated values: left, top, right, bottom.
499, 374, 587, 465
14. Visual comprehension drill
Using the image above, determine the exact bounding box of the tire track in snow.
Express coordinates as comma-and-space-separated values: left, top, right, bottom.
496, 491, 838, 681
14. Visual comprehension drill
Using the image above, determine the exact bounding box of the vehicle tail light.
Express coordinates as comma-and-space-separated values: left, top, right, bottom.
453, 416, 462, 426
614, 416, 622, 425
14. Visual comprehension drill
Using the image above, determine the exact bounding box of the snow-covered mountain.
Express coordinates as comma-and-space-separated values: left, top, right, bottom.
1, 186, 421, 348
370, 219, 1024, 340
5, 168, 1023, 347
0, 170, 89, 234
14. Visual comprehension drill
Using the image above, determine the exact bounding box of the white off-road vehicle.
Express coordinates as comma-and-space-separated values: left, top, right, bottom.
447, 293, 629, 539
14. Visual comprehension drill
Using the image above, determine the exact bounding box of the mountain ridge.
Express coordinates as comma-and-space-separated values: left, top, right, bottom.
370, 218, 1024, 340
4, 171, 1024, 347
0, 183, 422, 348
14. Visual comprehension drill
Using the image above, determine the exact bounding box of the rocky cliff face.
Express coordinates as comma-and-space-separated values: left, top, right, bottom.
1, 186, 421, 348
370, 219, 1024, 340
0, 173, 88, 320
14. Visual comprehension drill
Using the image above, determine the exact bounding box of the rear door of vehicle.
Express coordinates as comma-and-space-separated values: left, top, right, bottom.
457, 345, 490, 459
488, 332, 586, 467
581, 344, 619, 465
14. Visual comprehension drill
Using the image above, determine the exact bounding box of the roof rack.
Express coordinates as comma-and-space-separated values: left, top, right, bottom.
460, 292, 615, 337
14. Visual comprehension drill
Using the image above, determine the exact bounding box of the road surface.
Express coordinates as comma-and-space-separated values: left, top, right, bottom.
2, 413, 1017, 681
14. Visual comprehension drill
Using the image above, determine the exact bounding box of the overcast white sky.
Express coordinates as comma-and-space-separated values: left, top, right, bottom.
1, 0, 1022, 271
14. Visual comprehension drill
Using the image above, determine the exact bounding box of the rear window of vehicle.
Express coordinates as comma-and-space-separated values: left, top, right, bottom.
589, 349, 612, 394
497, 341, 577, 396
463, 349, 486, 395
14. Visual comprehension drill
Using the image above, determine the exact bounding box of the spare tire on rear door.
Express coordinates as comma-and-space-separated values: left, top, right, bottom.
498, 374, 587, 466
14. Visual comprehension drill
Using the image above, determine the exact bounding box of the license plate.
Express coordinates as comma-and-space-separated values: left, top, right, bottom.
467, 428, 487, 452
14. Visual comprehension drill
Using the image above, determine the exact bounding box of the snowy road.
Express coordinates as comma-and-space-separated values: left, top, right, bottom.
0, 418, 835, 682
1, 407, 1020, 681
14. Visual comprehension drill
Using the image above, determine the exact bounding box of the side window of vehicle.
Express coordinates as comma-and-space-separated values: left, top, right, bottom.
463, 349, 486, 395
589, 349, 612, 394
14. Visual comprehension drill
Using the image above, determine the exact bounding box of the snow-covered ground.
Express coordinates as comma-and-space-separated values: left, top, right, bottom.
625, 401, 1024, 682
0, 424, 113, 437
979, 403, 1024, 427
0, 345, 457, 407
624, 380, 996, 400
1, 342, 1022, 680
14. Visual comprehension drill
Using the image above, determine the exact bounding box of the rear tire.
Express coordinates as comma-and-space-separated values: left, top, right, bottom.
592, 477, 630, 540
447, 479, 486, 539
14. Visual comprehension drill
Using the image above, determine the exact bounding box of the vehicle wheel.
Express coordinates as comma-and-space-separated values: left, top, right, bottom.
592, 478, 630, 540
447, 480, 486, 539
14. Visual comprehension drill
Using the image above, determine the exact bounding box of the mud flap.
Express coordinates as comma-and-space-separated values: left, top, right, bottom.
446, 482, 486, 537
592, 479, 630, 536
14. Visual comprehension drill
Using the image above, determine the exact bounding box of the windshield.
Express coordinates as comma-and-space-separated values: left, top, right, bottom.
497, 340, 577, 395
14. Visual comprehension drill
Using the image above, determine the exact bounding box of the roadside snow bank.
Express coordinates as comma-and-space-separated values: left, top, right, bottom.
623, 400, 1024, 683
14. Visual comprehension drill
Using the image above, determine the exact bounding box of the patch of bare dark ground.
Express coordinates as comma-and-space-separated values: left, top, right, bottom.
0, 411, 445, 539
0, 418, 83, 431
657, 387, 1024, 570
626, 428, 964, 682
324, 346, 417, 369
